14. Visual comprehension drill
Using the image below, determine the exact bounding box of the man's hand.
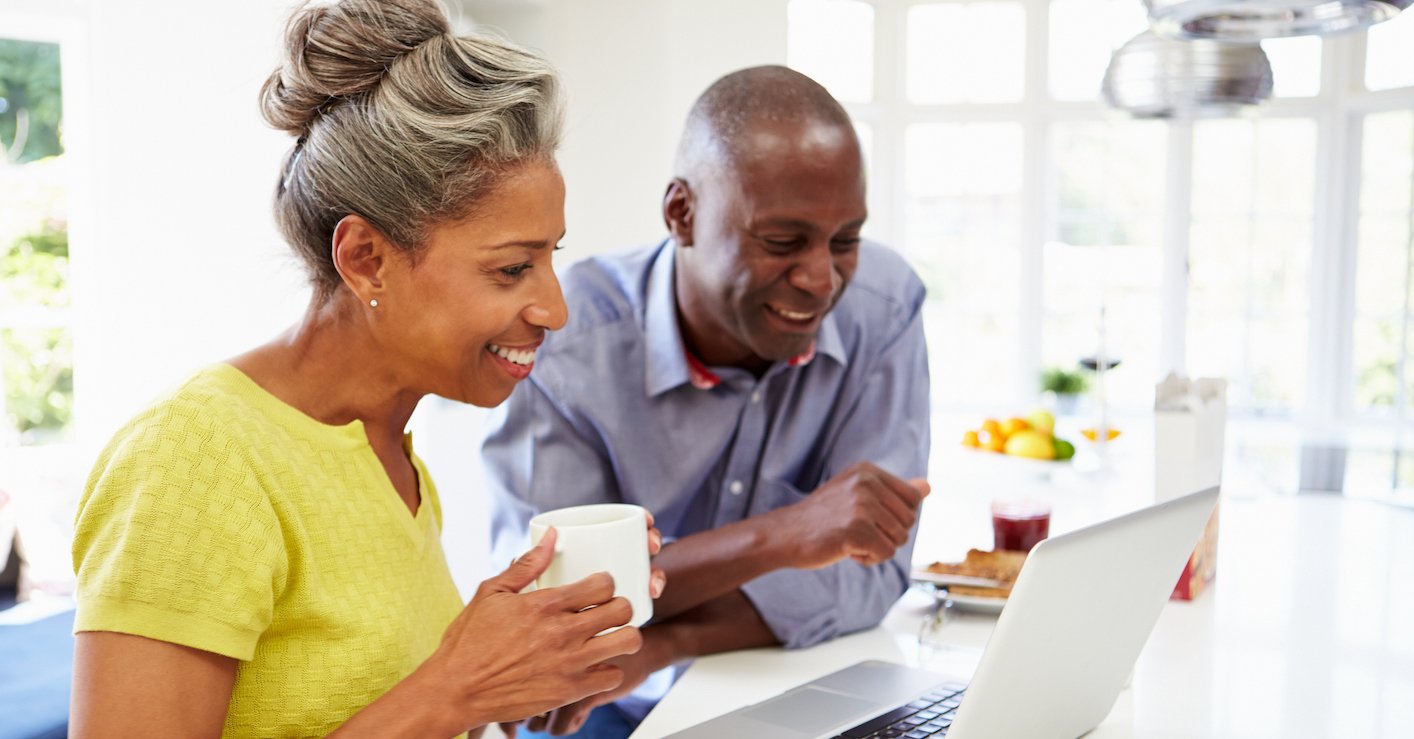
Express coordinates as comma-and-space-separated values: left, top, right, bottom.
778, 461, 929, 569
647, 464, 928, 620
514, 628, 677, 736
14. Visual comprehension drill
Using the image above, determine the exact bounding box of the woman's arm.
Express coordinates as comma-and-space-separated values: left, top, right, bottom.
71, 631, 238, 739
71, 530, 653, 739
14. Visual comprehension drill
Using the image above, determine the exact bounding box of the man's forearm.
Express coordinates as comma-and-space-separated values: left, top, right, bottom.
650, 589, 779, 666
651, 507, 801, 620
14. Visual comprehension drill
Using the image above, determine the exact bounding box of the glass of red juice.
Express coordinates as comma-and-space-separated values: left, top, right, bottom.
992, 499, 1052, 552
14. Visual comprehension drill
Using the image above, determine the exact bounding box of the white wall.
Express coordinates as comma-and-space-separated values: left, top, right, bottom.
2, 0, 789, 595
467, 0, 789, 259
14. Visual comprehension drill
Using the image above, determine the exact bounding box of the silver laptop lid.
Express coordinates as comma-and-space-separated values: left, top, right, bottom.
948, 485, 1219, 738
658, 486, 1219, 739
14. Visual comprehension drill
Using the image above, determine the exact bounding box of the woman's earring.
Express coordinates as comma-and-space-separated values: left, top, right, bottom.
370, 298, 379, 308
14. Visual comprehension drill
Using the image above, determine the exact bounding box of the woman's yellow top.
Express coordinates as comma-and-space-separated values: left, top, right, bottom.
73, 364, 465, 738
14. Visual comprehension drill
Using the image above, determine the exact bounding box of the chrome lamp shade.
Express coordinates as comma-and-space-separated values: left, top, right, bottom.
1147, 0, 1412, 40
1102, 31, 1274, 118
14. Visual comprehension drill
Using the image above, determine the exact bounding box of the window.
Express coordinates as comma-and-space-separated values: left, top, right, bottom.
1345, 111, 1414, 495
1188, 118, 1316, 414
0, 38, 70, 446
1263, 36, 1323, 98
907, 2, 1026, 105
787, 0, 875, 104
1352, 111, 1413, 418
789, 0, 1414, 499
1046, 121, 1166, 410
1366, 9, 1414, 92
905, 122, 1025, 405
1048, 0, 1147, 101
1, 29, 76, 601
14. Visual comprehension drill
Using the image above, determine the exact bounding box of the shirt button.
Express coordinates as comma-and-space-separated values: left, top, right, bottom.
751, 391, 762, 404
729, 480, 744, 495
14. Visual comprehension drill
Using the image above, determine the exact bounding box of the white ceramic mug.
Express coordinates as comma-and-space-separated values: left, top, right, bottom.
528, 503, 652, 628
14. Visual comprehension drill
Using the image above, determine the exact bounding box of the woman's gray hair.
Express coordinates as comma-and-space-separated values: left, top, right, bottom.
260, 0, 563, 298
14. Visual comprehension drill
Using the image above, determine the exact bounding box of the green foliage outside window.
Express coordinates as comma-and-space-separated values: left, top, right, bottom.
2, 328, 72, 439
0, 222, 68, 307
1040, 365, 1089, 396
1, 224, 72, 441
0, 38, 63, 163
2, 36, 70, 444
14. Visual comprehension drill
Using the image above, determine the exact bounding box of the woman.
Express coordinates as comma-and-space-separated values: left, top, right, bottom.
68, 1, 662, 736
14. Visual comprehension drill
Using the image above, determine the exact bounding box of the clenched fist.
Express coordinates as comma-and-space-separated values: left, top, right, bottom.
777, 461, 929, 569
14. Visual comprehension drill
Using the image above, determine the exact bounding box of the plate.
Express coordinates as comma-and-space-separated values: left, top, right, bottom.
943, 591, 1007, 614
910, 569, 1009, 589
911, 575, 1009, 615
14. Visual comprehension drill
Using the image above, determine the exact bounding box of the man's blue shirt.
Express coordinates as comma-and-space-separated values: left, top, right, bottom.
482, 238, 930, 650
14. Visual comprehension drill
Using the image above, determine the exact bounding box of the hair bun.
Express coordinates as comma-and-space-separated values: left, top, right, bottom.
260, 0, 450, 136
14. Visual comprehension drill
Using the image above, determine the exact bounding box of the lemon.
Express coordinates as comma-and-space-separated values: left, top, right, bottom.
1000, 417, 1030, 438
962, 430, 981, 448
1025, 409, 1055, 435
1004, 430, 1056, 460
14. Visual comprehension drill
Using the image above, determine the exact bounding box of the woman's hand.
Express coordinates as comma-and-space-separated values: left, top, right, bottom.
407, 529, 646, 735
647, 510, 666, 599
507, 510, 668, 737
501, 510, 667, 738
520, 628, 676, 736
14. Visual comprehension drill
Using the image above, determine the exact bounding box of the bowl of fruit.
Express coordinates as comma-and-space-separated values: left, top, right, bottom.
960, 409, 1076, 468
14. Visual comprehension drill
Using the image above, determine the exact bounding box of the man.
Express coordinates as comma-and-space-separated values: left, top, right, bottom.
483, 65, 931, 738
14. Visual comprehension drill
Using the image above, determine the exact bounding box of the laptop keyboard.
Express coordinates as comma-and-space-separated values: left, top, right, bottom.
831, 683, 968, 738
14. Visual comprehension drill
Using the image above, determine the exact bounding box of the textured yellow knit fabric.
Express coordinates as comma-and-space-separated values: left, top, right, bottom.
73, 364, 466, 738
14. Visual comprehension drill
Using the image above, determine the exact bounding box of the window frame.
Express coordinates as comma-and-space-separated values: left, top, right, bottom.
791, 0, 1414, 499
0, 11, 84, 447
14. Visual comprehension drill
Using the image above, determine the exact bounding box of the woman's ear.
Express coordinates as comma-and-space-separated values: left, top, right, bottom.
331, 215, 392, 306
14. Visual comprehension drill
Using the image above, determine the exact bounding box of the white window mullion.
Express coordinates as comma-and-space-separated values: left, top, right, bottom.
1304, 32, 1362, 447
1160, 118, 1193, 378
1017, 0, 1048, 403
1391, 116, 1414, 478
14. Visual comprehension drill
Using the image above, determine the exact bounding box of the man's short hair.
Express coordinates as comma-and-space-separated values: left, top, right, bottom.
674, 65, 856, 179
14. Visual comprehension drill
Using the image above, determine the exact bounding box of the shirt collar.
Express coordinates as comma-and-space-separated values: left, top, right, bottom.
680, 339, 819, 391
642, 240, 849, 397
644, 242, 694, 397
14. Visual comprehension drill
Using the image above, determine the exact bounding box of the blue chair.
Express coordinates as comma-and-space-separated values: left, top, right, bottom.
0, 608, 74, 739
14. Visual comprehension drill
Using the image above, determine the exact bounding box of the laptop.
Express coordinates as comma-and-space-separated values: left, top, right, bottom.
662, 486, 1220, 739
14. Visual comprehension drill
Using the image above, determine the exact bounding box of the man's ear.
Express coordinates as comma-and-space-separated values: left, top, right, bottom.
331, 214, 392, 305
663, 178, 695, 248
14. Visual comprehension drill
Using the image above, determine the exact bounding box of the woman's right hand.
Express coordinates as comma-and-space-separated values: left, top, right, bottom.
420, 528, 643, 733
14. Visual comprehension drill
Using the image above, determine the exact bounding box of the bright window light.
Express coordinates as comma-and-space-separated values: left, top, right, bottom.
1366, 10, 1414, 92
1049, 0, 1148, 102
907, 2, 1026, 104
787, 0, 875, 104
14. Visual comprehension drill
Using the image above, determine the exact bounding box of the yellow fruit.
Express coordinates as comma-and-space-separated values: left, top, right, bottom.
999, 417, 1030, 438
962, 430, 981, 448
1081, 428, 1122, 442
1025, 409, 1055, 435
981, 418, 1002, 438
1004, 430, 1057, 460
983, 431, 1007, 453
